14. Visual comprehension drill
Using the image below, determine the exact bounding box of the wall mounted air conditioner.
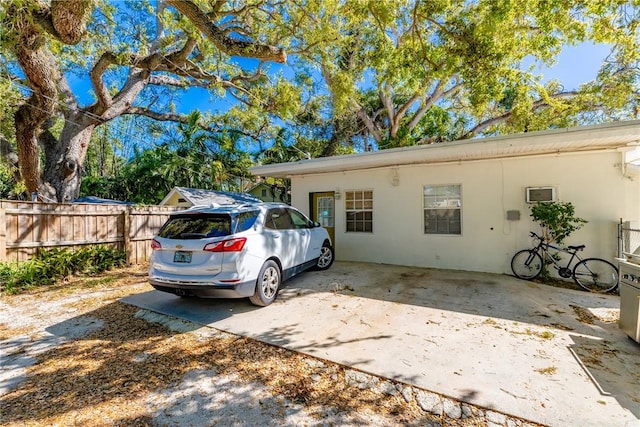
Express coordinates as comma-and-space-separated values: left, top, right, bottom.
526, 187, 556, 203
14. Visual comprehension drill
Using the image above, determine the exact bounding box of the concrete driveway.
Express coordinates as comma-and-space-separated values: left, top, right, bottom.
123, 261, 640, 427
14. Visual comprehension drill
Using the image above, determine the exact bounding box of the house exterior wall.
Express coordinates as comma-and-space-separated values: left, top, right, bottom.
290, 150, 639, 275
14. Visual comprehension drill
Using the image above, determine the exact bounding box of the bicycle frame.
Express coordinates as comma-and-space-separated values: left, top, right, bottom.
530, 234, 584, 276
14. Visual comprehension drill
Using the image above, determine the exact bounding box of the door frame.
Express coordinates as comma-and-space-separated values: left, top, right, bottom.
310, 191, 336, 246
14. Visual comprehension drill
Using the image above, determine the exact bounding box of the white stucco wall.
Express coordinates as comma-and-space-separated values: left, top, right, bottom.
289, 150, 640, 275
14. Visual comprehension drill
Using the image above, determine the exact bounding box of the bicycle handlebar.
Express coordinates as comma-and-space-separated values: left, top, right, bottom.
529, 231, 543, 240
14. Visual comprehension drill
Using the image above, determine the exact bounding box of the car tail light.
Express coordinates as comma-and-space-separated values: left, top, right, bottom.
151, 239, 162, 250
203, 237, 247, 252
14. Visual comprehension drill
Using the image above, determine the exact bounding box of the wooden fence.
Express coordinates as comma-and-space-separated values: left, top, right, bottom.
0, 201, 179, 264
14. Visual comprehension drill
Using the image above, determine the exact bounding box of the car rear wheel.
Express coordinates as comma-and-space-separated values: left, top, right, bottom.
315, 242, 334, 271
250, 260, 281, 306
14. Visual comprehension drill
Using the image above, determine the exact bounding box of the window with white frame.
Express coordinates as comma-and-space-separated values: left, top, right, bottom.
423, 185, 461, 235
346, 190, 373, 232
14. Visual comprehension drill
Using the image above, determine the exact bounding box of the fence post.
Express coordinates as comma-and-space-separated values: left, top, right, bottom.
0, 208, 5, 262
124, 206, 132, 264
618, 218, 623, 258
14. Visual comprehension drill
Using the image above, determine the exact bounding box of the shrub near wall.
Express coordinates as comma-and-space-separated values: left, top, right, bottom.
530, 201, 587, 244
0, 246, 125, 294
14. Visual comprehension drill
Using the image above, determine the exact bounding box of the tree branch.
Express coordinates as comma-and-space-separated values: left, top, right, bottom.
394, 93, 422, 125
464, 91, 579, 137
151, 0, 167, 52
230, 61, 266, 83
90, 37, 200, 111
33, 0, 92, 44
148, 73, 254, 107
166, 0, 286, 63
352, 100, 382, 143
123, 106, 259, 140
407, 79, 462, 131
90, 52, 117, 109
124, 106, 215, 128
96, 69, 149, 121
225, 87, 255, 107
380, 84, 395, 128
147, 74, 191, 87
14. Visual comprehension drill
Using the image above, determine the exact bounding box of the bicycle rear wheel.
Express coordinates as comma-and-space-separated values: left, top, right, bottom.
572, 258, 619, 293
511, 249, 543, 280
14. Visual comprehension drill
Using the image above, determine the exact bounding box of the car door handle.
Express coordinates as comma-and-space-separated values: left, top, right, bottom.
271, 234, 281, 238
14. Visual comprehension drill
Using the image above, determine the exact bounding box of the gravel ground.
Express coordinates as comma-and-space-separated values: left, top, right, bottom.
0, 266, 538, 426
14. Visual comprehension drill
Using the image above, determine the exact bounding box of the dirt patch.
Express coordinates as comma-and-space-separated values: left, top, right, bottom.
533, 277, 583, 292
399, 270, 428, 280
0, 302, 438, 425
570, 304, 598, 324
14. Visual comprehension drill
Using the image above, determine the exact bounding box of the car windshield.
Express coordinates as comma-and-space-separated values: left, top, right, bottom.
158, 213, 232, 239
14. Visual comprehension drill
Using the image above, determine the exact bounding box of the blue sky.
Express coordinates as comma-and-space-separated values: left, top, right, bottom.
529, 42, 611, 90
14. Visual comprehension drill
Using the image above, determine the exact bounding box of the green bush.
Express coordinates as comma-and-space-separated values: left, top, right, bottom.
0, 246, 126, 295
530, 201, 587, 244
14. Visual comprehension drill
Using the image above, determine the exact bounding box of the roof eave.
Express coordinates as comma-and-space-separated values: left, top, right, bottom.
250, 121, 640, 178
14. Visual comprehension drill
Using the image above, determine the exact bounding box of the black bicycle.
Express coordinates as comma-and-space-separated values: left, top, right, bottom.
510, 231, 619, 293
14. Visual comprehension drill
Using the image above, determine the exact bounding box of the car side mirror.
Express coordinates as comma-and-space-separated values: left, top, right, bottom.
313, 221, 321, 228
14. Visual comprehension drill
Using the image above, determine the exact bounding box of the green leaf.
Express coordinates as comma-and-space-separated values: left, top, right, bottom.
530, 201, 587, 244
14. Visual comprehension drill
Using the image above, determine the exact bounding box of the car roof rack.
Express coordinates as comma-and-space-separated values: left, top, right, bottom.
175, 201, 261, 212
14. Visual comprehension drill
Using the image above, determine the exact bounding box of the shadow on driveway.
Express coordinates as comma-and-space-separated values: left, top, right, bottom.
122, 261, 639, 426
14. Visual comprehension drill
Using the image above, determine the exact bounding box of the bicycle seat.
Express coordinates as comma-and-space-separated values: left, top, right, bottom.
568, 245, 585, 251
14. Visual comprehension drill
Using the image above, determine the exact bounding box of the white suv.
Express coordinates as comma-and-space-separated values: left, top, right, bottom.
149, 202, 334, 306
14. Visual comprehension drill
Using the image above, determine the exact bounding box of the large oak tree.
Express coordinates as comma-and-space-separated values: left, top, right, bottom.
1, 0, 286, 202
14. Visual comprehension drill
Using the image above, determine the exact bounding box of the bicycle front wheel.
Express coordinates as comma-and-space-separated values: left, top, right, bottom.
511, 249, 544, 280
572, 258, 619, 293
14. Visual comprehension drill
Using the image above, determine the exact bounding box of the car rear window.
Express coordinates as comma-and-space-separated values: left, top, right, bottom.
158, 214, 231, 239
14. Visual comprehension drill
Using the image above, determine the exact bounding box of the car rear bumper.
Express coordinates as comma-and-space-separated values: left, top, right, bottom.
149, 278, 255, 298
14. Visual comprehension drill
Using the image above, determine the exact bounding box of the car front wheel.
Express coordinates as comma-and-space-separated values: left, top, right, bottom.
250, 260, 281, 306
315, 242, 334, 271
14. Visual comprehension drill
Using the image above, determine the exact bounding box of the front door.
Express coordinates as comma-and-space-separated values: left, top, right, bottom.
312, 192, 335, 246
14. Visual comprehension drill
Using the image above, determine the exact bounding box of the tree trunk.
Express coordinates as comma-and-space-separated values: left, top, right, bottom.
13, 14, 61, 197
14, 105, 43, 196
41, 113, 94, 202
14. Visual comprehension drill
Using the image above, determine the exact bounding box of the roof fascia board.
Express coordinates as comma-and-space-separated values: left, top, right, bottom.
250, 121, 640, 178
